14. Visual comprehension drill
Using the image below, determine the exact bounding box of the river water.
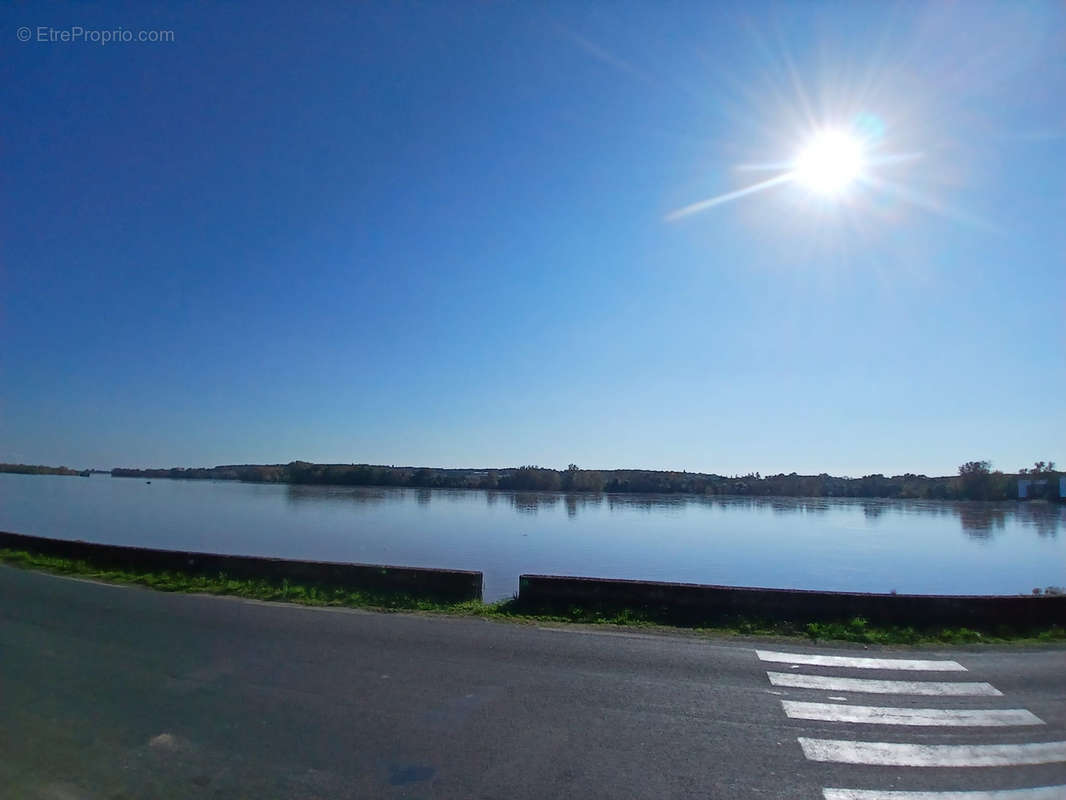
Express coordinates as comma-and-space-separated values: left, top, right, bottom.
1, 473, 1063, 601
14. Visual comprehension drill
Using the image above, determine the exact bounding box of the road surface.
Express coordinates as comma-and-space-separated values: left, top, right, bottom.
1, 565, 1063, 799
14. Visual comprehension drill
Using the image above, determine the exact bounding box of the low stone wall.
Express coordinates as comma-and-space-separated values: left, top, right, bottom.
517, 574, 1066, 629
0, 531, 482, 602
3, 530, 1060, 628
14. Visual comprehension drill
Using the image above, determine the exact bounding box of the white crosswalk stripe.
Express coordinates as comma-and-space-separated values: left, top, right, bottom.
799, 737, 1066, 766
801, 738, 1066, 772
767, 671, 1002, 696
822, 786, 1066, 800
757, 650, 968, 671
760, 649, 1059, 800
782, 701, 1044, 727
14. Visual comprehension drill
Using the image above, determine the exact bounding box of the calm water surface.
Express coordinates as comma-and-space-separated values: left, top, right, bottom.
1, 473, 1063, 600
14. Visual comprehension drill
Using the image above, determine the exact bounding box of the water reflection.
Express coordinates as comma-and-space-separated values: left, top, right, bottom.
281, 483, 1062, 538
707, 496, 831, 516
862, 501, 886, 520
285, 485, 392, 507
767, 498, 831, 515
605, 494, 686, 514
565, 494, 578, 518
564, 493, 603, 519
954, 504, 1007, 540
509, 493, 559, 514
3, 474, 1063, 599
1014, 503, 1061, 538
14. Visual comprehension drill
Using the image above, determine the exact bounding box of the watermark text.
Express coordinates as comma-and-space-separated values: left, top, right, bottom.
17, 26, 175, 45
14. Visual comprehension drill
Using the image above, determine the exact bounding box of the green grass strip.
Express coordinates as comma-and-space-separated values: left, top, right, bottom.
1, 548, 1062, 646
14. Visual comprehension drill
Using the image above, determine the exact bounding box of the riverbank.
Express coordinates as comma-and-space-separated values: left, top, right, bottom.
0, 463, 88, 477
7, 460, 1063, 500
3, 547, 1062, 646
107, 462, 1065, 501
4, 476, 1063, 600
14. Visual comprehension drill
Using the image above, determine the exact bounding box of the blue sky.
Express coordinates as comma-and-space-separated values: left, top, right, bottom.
3, 1, 1063, 476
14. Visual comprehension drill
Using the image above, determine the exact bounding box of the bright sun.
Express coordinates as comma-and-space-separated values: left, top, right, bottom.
793, 129, 864, 195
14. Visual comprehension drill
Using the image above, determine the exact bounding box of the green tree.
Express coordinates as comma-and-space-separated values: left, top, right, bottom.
958, 460, 992, 500
957, 460, 1010, 500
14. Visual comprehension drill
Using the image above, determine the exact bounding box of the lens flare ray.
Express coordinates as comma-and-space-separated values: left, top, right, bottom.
665, 118, 941, 229
857, 174, 1003, 234
665, 173, 795, 221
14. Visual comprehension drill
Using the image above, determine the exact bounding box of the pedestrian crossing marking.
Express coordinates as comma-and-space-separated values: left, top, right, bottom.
799, 737, 1066, 767
782, 701, 1043, 727
757, 650, 967, 671
767, 672, 1002, 696
822, 786, 1066, 800
759, 648, 1060, 798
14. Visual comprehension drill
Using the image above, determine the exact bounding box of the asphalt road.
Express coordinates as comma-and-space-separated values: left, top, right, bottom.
1, 565, 1064, 800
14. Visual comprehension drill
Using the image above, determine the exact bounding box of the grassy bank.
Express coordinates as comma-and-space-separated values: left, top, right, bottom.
1, 547, 1062, 646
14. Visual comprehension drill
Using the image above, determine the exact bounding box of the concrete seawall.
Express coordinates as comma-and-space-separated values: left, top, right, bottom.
517, 574, 1066, 629
2, 530, 1061, 628
0, 531, 483, 602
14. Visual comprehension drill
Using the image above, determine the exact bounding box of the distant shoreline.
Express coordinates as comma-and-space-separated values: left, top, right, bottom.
0, 463, 90, 478
5, 461, 1061, 502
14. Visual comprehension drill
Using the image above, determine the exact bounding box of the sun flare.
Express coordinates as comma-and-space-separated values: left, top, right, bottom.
792, 129, 864, 195
664, 111, 931, 225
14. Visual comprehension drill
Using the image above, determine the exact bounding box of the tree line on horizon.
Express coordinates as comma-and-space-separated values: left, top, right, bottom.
0, 463, 88, 477
97, 459, 1063, 501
